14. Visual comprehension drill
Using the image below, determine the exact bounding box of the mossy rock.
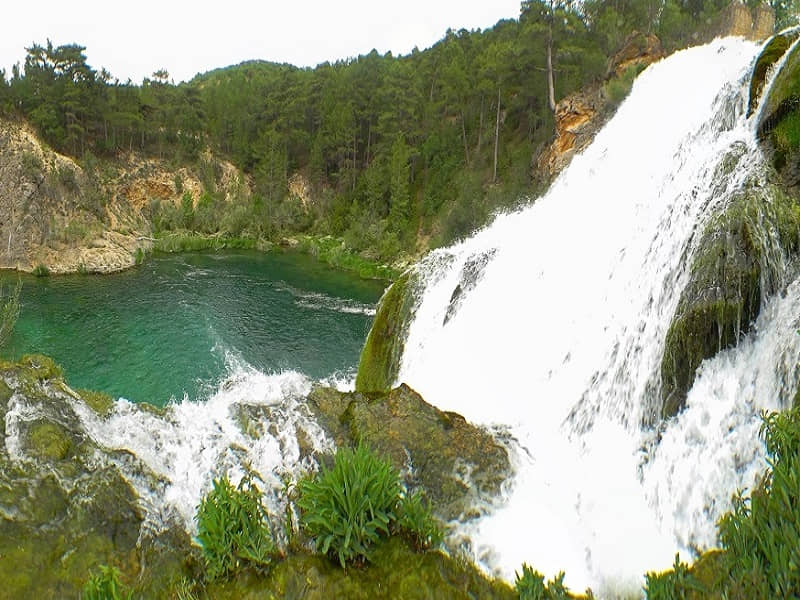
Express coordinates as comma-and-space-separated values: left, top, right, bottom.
307, 384, 510, 521
18, 353, 64, 381
356, 271, 418, 393
78, 388, 115, 416
749, 32, 798, 117
757, 37, 800, 183
661, 186, 800, 418
205, 537, 515, 600
27, 421, 73, 460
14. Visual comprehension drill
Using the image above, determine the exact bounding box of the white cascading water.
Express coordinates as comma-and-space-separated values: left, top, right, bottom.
393, 36, 800, 596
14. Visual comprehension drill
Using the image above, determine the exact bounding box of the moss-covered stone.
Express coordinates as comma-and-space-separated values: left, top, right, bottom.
356, 271, 417, 393
205, 537, 515, 600
18, 353, 64, 380
661, 185, 800, 418
78, 388, 115, 416
307, 384, 510, 521
749, 32, 798, 117
28, 421, 73, 460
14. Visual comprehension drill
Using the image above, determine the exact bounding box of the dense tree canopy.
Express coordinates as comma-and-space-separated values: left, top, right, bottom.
0, 0, 789, 257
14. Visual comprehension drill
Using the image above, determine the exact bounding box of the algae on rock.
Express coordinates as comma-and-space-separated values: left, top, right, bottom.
355, 271, 418, 393
661, 183, 800, 418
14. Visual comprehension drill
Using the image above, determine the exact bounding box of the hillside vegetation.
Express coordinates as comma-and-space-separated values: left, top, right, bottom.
0, 0, 785, 268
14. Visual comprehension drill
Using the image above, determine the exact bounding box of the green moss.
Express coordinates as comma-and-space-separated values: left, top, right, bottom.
205, 537, 515, 600
28, 422, 72, 460
749, 33, 797, 117
79, 388, 115, 416
355, 272, 414, 393
0, 378, 12, 404
19, 354, 64, 380
661, 186, 800, 418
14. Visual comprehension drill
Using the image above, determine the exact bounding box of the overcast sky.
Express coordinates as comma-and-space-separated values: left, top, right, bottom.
1, 0, 522, 84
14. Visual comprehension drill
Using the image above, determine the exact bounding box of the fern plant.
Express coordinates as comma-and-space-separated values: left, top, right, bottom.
195, 474, 276, 581
296, 443, 402, 567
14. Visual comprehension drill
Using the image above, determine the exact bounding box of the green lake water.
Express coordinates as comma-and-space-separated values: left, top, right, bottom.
1, 251, 385, 405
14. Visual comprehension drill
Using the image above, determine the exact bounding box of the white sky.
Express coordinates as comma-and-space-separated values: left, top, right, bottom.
1, 1, 522, 84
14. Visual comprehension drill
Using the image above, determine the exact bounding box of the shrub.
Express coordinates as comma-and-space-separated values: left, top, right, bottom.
644, 553, 702, 599
717, 407, 800, 597
32, 264, 50, 277
396, 489, 443, 551
195, 474, 276, 581
82, 565, 131, 600
296, 444, 402, 567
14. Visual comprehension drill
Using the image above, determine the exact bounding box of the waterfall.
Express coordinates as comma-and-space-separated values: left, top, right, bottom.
392, 37, 791, 595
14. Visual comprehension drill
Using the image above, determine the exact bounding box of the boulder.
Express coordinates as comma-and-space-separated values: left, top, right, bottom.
306, 384, 511, 522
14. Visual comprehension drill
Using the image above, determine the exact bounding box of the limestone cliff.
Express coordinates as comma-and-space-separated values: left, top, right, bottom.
0, 118, 251, 274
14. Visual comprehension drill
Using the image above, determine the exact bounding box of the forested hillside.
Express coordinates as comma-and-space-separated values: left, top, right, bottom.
0, 0, 792, 265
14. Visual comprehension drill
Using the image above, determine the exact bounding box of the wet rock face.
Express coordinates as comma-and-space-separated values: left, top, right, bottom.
660, 182, 800, 419
355, 271, 418, 393
306, 384, 511, 522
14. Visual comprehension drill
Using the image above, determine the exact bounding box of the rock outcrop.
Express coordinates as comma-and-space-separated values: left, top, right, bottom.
0, 118, 252, 275
534, 32, 664, 182
716, 1, 775, 41
0, 355, 193, 597
307, 384, 511, 522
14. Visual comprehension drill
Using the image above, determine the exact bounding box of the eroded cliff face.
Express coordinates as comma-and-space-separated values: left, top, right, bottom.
534, 32, 665, 182
0, 118, 250, 274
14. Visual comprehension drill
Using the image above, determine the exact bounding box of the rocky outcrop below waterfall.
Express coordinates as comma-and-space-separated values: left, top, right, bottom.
0, 117, 249, 275
0, 354, 512, 597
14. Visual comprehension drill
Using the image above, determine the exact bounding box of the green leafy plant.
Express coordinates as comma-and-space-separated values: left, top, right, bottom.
396, 488, 443, 551
717, 407, 800, 597
195, 474, 276, 581
296, 443, 402, 567
516, 563, 547, 600
644, 553, 702, 599
82, 565, 132, 600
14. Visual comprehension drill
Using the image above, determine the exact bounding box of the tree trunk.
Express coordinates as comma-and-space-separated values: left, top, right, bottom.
493, 87, 501, 183
546, 37, 556, 113
476, 94, 484, 158
461, 109, 470, 166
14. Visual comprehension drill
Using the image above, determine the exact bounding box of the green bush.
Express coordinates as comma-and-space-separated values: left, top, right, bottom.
195, 475, 276, 581
82, 565, 131, 600
32, 264, 50, 277
296, 444, 402, 567
644, 553, 702, 599
717, 407, 800, 597
396, 489, 443, 551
